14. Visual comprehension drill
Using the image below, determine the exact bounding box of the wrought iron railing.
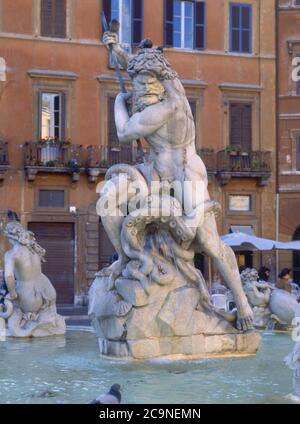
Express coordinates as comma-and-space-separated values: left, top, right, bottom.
217, 150, 271, 173
87, 144, 136, 169
24, 142, 83, 169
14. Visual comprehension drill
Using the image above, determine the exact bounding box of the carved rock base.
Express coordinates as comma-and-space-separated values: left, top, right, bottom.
89, 274, 260, 360
97, 331, 260, 360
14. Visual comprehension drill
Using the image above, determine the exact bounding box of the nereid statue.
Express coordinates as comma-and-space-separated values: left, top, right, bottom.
88, 34, 259, 359
0, 221, 66, 337
241, 268, 298, 329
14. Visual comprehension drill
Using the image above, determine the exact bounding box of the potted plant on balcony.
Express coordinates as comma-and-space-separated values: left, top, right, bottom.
224, 145, 241, 156
197, 147, 214, 154
39, 137, 71, 165
67, 159, 81, 182
99, 159, 110, 168
39, 136, 71, 147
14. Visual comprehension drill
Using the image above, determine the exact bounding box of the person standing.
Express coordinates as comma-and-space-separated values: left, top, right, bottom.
276, 268, 292, 293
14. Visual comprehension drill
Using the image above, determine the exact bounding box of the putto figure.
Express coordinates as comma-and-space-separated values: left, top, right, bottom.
89, 34, 259, 359
0, 219, 65, 337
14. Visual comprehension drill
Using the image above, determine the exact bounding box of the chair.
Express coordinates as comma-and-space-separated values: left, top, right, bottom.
211, 294, 228, 312
225, 290, 236, 312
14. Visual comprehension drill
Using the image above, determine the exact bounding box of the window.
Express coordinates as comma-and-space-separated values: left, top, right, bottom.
230, 3, 252, 54
38, 189, 65, 208
230, 103, 252, 151
107, 96, 133, 163
41, 0, 66, 38
103, 0, 143, 45
229, 195, 251, 212
235, 251, 253, 269
165, 0, 205, 49
188, 99, 197, 127
108, 97, 118, 146
39, 92, 65, 139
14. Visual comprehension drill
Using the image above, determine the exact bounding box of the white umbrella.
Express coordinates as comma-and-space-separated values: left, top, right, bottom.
221, 232, 277, 251
275, 240, 300, 251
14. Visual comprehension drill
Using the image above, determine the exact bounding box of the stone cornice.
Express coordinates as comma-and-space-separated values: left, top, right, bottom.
219, 83, 264, 92
96, 74, 207, 89
28, 69, 79, 80
96, 74, 131, 84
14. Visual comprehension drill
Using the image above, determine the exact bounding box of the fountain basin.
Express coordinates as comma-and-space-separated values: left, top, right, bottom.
0, 329, 295, 404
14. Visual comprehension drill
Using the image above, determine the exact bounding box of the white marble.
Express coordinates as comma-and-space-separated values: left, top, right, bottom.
285, 304, 300, 399
0, 221, 66, 337
89, 35, 258, 359
241, 268, 298, 328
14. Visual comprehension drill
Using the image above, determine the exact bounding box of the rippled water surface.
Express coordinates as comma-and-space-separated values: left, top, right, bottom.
0, 330, 296, 404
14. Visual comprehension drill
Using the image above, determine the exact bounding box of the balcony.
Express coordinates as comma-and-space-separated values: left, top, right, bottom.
0, 140, 9, 181
24, 141, 84, 182
87, 145, 137, 182
217, 150, 272, 186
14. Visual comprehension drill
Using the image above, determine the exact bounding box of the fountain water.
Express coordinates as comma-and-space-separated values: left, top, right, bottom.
0, 330, 295, 404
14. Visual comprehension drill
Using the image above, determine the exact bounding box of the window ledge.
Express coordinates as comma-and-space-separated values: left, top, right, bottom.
96, 74, 131, 84
281, 171, 300, 175
163, 47, 266, 59
25, 166, 84, 182
181, 79, 208, 88
28, 69, 79, 80
96, 74, 208, 89
219, 83, 264, 92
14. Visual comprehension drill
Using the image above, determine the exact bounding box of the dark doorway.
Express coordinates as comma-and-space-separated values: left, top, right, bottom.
235, 250, 253, 270
99, 220, 116, 270
28, 222, 75, 304
194, 253, 205, 274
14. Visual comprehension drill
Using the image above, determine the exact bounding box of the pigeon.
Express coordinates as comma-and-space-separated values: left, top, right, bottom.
90, 384, 121, 404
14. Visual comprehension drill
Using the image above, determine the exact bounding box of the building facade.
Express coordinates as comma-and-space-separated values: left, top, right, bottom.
277, 0, 300, 282
0, 0, 276, 304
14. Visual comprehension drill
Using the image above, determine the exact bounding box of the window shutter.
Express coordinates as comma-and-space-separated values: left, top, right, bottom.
41, 0, 66, 38
230, 4, 240, 52
230, 104, 252, 151
54, 0, 66, 38
230, 104, 242, 148
60, 92, 66, 138
108, 97, 118, 146
241, 6, 251, 53
102, 0, 111, 33
194, 1, 205, 50
188, 100, 196, 127
241, 104, 252, 152
41, 0, 53, 37
38, 91, 43, 139
132, 0, 143, 45
164, 0, 174, 47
